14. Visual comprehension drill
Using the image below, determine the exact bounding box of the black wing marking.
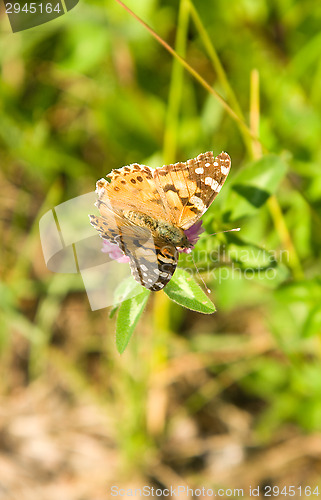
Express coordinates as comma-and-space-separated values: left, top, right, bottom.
89, 214, 177, 291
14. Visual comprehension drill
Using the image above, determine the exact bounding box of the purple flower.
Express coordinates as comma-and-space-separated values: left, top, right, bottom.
101, 239, 130, 263
178, 220, 204, 254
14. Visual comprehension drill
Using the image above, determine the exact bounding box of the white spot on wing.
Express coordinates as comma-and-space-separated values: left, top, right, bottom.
190, 195, 206, 211
221, 165, 230, 175
95, 179, 107, 195
195, 167, 204, 174
205, 177, 222, 192
205, 162, 211, 167
159, 271, 171, 278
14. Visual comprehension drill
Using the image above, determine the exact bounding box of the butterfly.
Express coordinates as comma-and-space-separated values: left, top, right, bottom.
89, 151, 231, 291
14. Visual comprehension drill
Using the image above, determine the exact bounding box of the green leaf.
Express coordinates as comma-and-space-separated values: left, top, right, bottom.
113, 275, 144, 303
109, 276, 143, 319
115, 286, 150, 354
164, 269, 215, 314
223, 154, 288, 221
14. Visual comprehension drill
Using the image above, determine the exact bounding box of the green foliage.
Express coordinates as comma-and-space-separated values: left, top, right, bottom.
114, 271, 215, 352
224, 154, 288, 220
164, 269, 216, 314
116, 285, 150, 354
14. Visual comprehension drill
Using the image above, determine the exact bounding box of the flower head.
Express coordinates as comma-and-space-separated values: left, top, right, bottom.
101, 239, 130, 263
178, 220, 204, 254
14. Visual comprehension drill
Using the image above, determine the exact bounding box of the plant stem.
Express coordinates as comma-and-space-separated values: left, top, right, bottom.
187, 0, 254, 155
113, 0, 259, 145
163, 0, 190, 163
249, 69, 304, 280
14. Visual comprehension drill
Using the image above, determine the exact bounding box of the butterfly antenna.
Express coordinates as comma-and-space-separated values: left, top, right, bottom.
190, 251, 211, 294
202, 227, 241, 238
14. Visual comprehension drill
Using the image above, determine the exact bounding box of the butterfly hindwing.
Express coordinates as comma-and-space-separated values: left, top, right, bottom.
127, 237, 178, 291
89, 213, 177, 291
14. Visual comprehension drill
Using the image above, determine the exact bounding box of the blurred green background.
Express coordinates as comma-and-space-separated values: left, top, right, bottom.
1, 0, 321, 498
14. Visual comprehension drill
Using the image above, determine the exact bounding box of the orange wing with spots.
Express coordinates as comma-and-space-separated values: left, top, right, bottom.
97, 164, 168, 220
153, 152, 231, 229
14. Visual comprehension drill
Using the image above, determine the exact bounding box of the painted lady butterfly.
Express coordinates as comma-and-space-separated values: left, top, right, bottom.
89, 151, 231, 291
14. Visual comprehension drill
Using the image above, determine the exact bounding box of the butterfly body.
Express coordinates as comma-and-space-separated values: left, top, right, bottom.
125, 211, 189, 248
89, 151, 231, 291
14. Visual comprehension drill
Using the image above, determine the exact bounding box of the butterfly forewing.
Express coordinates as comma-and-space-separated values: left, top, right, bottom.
154, 152, 231, 229
103, 165, 168, 221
